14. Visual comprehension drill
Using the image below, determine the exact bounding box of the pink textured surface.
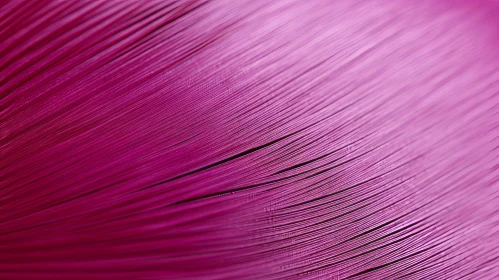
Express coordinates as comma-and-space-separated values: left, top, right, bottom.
1, 0, 499, 279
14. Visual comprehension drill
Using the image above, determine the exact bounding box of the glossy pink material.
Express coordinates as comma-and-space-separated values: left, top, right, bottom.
1, 0, 498, 279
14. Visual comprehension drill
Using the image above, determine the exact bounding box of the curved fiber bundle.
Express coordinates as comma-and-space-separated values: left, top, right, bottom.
1, 0, 499, 279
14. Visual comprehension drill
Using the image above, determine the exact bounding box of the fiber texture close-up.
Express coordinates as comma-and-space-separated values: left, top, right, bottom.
1, 0, 499, 279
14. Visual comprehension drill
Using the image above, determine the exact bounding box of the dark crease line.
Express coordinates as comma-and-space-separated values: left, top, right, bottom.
156, 113, 341, 202
144, 126, 309, 193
